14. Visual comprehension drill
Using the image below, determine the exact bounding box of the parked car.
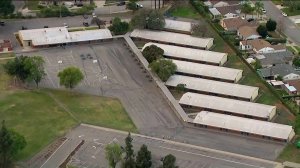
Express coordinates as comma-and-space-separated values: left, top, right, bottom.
83, 22, 89, 27
44, 26, 49, 28
282, 12, 287, 17
21, 26, 27, 30
117, 1, 125, 6
262, 9, 266, 13
0, 21, 5, 26
247, 18, 254, 22
136, 3, 143, 8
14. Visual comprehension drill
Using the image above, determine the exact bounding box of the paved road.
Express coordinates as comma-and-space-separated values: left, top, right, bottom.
41, 124, 281, 168
263, 0, 300, 45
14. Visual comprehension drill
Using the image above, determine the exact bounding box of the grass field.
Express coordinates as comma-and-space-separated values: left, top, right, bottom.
272, 0, 282, 5
169, 3, 201, 19
25, 0, 40, 10
0, 60, 136, 160
282, 7, 300, 16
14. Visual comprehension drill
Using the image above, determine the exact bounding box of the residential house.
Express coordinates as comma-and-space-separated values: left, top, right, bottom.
215, 4, 241, 18
285, 79, 300, 94
254, 51, 294, 68
283, 84, 297, 95
258, 64, 300, 81
204, 0, 241, 8
220, 17, 258, 31
240, 39, 286, 53
0, 40, 12, 53
238, 26, 261, 40
209, 8, 222, 19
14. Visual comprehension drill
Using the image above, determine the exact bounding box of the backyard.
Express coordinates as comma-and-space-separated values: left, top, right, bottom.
0, 59, 136, 161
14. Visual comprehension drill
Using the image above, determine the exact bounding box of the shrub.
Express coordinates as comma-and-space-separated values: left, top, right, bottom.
142, 45, 164, 63
109, 17, 129, 35
256, 25, 268, 38
266, 19, 277, 31
149, 59, 177, 82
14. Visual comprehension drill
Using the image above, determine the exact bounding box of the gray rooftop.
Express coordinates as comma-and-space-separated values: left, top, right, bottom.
258, 64, 298, 78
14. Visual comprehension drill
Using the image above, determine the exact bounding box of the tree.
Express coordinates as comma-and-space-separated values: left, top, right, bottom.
149, 59, 177, 82
266, 19, 277, 31
105, 143, 123, 168
254, 0, 264, 19
146, 10, 165, 30
160, 154, 178, 168
142, 45, 164, 63
256, 25, 268, 38
0, 121, 26, 168
57, 67, 84, 89
108, 17, 130, 35
24, 56, 46, 88
3, 56, 30, 83
0, 0, 14, 16
293, 56, 300, 67
241, 1, 254, 17
91, 17, 106, 29
130, 9, 150, 29
123, 132, 136, 168
136, 144, 152, 168
175, 84, 186, 92
130, 9, 165, 30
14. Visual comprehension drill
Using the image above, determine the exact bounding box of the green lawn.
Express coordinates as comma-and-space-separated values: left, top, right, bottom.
169, 3, 201, 19
25, 0, 40, 10
272, 0, 282, 5
282, 7, 300, 16
278, 137, 300, 163
0, 60, 136, 161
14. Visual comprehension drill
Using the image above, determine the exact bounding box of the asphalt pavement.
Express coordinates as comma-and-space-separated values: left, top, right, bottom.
41, 124, 282, 168
263, 0, 300, 45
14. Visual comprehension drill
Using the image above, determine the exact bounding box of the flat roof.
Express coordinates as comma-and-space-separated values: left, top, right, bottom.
193, 111, 294, 140
142, 42, 227, 65
166, 75, 258, 100
172, 60, 242, 82
180, 92, 276, 119
19, 27, 112, 46
164, 19, 192, 32
130, 29, 214, 49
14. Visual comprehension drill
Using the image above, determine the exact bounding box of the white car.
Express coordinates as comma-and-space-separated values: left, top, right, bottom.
63, 23, 68, 28
136, 3, 143, 8
282, 12, 287, 17
262, 9, 266, 13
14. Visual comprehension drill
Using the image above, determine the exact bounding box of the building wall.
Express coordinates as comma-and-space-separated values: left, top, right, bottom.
235, 70, 243, 83
224, 13, 238, 19
220, 54, 228, 66
251, 88, 259, 101
207, 39, 214, 50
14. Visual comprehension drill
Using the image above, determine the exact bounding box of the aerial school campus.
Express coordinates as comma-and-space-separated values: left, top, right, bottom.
1, 0, 300, 167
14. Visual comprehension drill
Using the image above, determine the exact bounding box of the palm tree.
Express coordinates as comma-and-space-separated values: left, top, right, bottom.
241, 1, 253, 18
255, 0, 264, 19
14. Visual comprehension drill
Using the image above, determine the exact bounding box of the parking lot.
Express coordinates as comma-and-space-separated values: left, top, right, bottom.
19, 41, 182, 131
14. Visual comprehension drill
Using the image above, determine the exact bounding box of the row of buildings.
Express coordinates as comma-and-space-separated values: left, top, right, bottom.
130, 19, 295, 142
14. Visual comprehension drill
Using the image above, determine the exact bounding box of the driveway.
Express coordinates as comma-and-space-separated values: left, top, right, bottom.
263, 0, 300, 45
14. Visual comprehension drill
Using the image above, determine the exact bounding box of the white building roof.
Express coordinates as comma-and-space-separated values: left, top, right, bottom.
209, 8, 221, 16
193, 111, 294, 140
130, 29, 214, 49
180, 92, 276, 119
166, 75, 258, 100
19, 27, 112, 46
284, 84, 297, 92
172, 60, 242, 82
142, 42, 227, 65
164, 19, 192, 33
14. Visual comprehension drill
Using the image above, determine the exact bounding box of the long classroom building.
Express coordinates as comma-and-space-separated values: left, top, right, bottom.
180, 92, 276, 121
191, 111, 295, 142
172, 60, 243, 83
166, 75, 259, 101
142, 42, 228, 66
130, 29, 214, 50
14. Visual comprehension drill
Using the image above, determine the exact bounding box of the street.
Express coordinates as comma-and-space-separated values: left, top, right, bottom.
263, 0, 300, 45
39, 124, 281, 168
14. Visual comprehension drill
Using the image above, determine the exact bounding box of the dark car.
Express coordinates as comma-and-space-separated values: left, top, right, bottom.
0, 21, 5, 26
21, 26, 27, 30
83, 22, 89, 27
117, 1, 125, 6
44, 26, 49, 28
247, 18, 254, 22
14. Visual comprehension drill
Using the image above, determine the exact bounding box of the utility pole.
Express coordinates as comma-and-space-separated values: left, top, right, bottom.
159, 0, 160, 9
155, 0, 156, 9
